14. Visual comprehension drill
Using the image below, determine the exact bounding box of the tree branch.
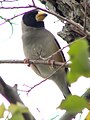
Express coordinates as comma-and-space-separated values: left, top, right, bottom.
0, 0, 17, 2
0, 76, 35, 120
1, 76, 90, 120
0, 59, 69, 67
0, 5, 90, 37
27, 61, 67, 93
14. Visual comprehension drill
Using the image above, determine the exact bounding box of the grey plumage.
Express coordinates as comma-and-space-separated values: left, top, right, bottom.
22, 10, 71, 98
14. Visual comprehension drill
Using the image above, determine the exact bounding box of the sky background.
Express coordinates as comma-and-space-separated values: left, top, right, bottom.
0, 0, 90, 119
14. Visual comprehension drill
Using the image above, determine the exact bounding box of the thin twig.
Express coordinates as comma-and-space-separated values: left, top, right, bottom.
31, 0, 35, 6
0, 0, 18, 2
0, 6, 31, 9
0, 59, 69, 67
18, 60, 69, 94
84, 0, 87, 34
0, 5, 90, 37
0, 11, 28, 25
40, 43, 70, 61
27, 60, 68, 93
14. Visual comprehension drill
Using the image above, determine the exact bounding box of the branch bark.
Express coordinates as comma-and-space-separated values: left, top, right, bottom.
0, 59, 69, 67
45, 0, 90, 51
0, 76, 90, 120
0, 5, 90, 38
0, 76, 35, 120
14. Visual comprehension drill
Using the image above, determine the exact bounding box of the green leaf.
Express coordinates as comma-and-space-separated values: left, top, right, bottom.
67, 39, 90, 83
10, 112, 24, 120
0, 103, 5, 118
16, 102, 29, 113
8, 104, 19, 114
8, 102, 29, 114
85, 112, 90, 120
59, 95, 88, 114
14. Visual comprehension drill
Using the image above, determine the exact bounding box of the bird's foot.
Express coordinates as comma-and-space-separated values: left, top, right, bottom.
24, 58, 31, 67
48, 59, 56, 68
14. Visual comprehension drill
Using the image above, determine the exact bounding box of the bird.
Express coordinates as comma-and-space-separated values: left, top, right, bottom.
21, 9, 71, 98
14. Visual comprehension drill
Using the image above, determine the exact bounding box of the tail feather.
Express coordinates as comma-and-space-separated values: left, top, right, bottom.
51, 70, 71, 98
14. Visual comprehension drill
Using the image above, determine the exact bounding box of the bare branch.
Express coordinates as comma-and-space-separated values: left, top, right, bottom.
0, 59, 69, 68
27, 60, 68, 93
31, 0, 36, 6
0, 6, 31, 9
84, 0, 87, 33
17, 60, 68, 94
0, 11, 28, 25
0, 0, 18, 2
0, 5, 90, 37
0, 76, 35, 120
1, 76, 90, 120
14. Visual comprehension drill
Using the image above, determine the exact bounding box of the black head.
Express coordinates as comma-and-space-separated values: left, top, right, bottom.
22, 10, 45, 28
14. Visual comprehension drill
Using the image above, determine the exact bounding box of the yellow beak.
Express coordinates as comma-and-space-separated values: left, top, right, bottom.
36, 11, 47, 21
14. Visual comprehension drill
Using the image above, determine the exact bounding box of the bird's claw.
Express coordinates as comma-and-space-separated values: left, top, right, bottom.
24, 59, 31, 67
48, 59, 55, 68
